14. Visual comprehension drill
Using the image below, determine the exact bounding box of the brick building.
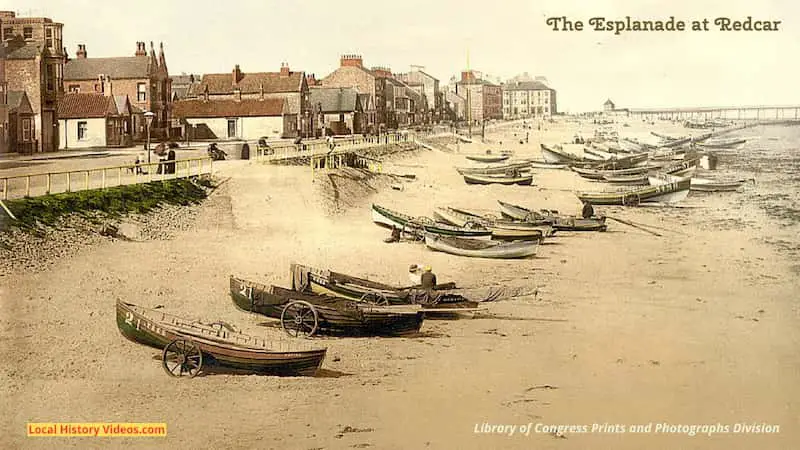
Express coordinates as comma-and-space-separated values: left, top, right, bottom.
1, 11, 64, 152
456, 70, 502, 122
57, 92, 134, 149
188, 63, 308, 138
7, 91, 35, 153
502, 80, 557, 119
396, 66, 442, 124
0, 30, 6, 153
64, 41, 171, 141
321, 55, 403, 132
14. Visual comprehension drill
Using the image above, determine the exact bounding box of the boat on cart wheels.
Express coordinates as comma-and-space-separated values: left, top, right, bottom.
424, 233, 539, 259
577, 177, 691, 206
290, 263, 487, 314
372, 204, 492, 240
116, 300, 326, 378
496, 201, 607, 231
231, 277, 425, 337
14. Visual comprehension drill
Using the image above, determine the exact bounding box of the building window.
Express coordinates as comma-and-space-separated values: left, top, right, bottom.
137, 83, 147, 102
3, 27, 12, 40
22, 118, 34, 142
68, 85, 80, 93
77, 121, 88, 140
45, 28, 52, 47
227, 119, 237, 138
46, 65, 54, 91
23, 27, 33, 40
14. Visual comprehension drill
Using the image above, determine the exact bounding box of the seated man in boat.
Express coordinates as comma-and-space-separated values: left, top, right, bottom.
581, 201, 595, 219
420, 266, 437, 291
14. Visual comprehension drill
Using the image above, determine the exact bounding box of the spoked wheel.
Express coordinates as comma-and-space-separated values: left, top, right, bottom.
360, 292, 390, 306
162, 338, 203, 378
280, 300, 319, 338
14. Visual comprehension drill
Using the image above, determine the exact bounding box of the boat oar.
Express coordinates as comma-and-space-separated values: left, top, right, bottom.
606, 216, 662, 237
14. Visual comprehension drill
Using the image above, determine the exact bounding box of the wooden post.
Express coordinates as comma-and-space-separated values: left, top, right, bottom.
118, 167, 122, 186
66, 172, 71, 192
85, 171, 90, 190
2, 178, 7, 200
46, 173, 51, 194
25, 176, 30, 197
101, 169, 106, 189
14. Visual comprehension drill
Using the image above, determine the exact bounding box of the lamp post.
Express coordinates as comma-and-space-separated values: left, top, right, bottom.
144, 111, 155, 164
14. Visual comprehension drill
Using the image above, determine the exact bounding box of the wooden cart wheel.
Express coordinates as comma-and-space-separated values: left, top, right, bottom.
360, 292, 390, 306
281, 300, 319, 338
162, 338, 202, 378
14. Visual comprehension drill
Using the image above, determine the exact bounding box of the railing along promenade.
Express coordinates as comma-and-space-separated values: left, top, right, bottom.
1, 157, 213, 201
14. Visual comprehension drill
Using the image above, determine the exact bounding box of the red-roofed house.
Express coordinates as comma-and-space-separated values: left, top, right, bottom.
188, 63, 307, 137
57, 92, 133, 149
172, 97, 290, 140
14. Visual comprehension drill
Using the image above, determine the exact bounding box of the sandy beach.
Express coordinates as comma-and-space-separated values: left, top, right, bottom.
1, 118, 799, 449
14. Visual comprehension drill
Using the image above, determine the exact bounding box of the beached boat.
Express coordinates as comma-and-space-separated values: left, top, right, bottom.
530, 161, 568, 169
541, 144, 583, 164
465, 154, 509, 163
456, 161, 533, 175
433, 206, 553, 240
230, 277, 424, 337
116, 300, 326, 377
463, 172, 533, 186
577, 177, 692, 206
289, 263, 485, 312
603, 160, 697, 184
689, 178, 749, 192
424, 233, 539, 259
371, 204, 492, 240
697, 138, 746, 149
496, 201, 607, 231
571, 165, 653, 180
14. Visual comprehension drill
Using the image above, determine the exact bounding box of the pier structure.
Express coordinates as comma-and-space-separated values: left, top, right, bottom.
625, 105, 800, 122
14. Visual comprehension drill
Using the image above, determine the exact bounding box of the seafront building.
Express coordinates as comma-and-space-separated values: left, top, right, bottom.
501, 79, 557, 119
455, 70, 503, 122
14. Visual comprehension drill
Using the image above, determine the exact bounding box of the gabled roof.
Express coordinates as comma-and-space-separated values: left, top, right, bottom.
57, 93, 120, 119
309, 87, 358, 113
604, 99, 615, 105
503, 81, 552, 91
7, 91, 34, 114
193, 71, 304, 96
356, 93, 373, 111
113, 95, 133, 115
172, 98, 287, 118
64, 56, 151, 80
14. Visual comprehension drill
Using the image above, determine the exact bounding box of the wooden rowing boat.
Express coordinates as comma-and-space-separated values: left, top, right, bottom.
424, 233, 539, 259
116, 300, 326, 376
433, 207, 552, 240
465, 154, 510, 163
530, 162, 568, 169
230, 277, 424, 337
289, 263, 485, 313
463, 172, 533, 186
371, 204, 492, 240
456, 161, 532, 175
496, 201, 607, 231
577, 177, 691, 206
689, 178, 748, 192
541, 144, 582, 164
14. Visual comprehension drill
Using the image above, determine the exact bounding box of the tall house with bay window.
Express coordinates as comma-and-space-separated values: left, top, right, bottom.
1, 10, 64, 152
63, 41, 171, 141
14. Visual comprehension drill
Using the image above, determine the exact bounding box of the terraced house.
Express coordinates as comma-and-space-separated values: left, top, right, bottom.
1, 10, 64, 152
63, 41, 172, 140
187, 63, 308, 138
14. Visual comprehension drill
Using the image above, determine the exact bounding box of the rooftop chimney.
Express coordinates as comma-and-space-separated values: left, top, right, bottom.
76, 44, 87, 59
280, 62, 290, 77
102, 75, 113, 97
232, 64, 243, 85
135, 41, 146, 56
306, 73, 318, 86
371, 66, 392, 79
340, 54, 363, 68
460, 70, 475, 83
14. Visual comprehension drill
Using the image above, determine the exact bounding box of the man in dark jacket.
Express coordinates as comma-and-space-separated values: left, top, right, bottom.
420, 266, 437, 290
582, 201, 595, 219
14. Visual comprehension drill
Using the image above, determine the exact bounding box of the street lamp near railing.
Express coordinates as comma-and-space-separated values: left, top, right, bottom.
144, 111, 155, 164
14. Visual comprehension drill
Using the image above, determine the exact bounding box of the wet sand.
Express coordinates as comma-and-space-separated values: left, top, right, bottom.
1, 119, 799, 449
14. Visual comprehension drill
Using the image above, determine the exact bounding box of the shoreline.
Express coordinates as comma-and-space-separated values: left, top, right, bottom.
1, 118, 799, 449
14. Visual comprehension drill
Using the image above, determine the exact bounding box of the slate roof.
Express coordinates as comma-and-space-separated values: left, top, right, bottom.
193, 71, 304, 95
7, 91, 34, 114
5, 44, 42, 60
503, 81, 553, 91
172, 98, 287, 118
57, 93, 120, 119
64, 56, 150, 80
309, 87, 358, 113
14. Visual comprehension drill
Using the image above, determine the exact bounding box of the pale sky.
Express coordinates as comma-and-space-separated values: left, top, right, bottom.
8, 0, 799, 112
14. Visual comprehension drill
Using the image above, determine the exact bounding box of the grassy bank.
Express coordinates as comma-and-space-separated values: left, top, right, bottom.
3, 177, 214, 229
